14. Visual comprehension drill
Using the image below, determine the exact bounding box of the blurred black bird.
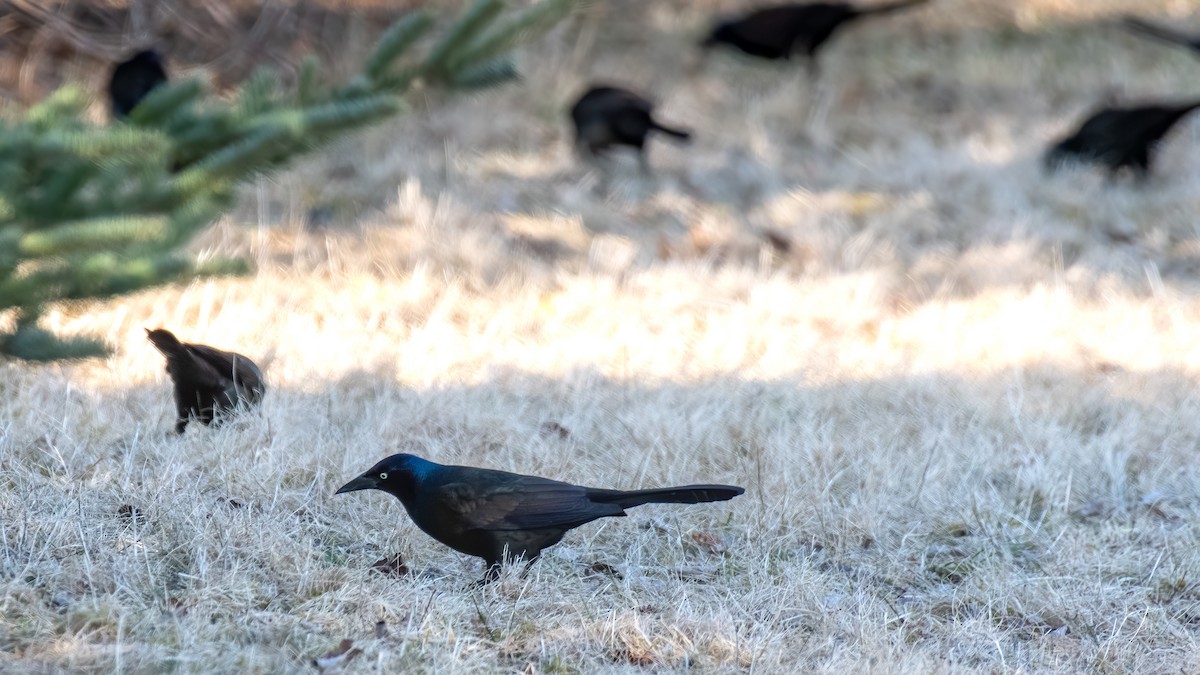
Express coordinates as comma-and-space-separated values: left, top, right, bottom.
336, 453, 744, 581
1121, 16, 1200, 55
146, 328, 265, 434
701, 1, 929, 70
1044, 100, 1200, 178
108, 49, 168, 119
570, 85, 692, 173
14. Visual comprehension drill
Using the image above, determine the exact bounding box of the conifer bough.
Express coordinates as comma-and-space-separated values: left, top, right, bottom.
0, 0, 574, 361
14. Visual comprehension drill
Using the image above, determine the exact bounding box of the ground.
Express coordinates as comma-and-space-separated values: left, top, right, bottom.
3, 0, 1200, 672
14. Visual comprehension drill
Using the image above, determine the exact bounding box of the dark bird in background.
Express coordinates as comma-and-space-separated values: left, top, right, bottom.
146, 328, 265, 434
701, 1, 930, 71
1043, 100, 1200, 178
570, 85, 692, 173
108, 49, 168, 119
1121, 16, 1200, 55
336, 453, 743, 581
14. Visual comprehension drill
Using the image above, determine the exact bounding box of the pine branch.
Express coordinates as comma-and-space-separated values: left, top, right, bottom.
18, 216, 167, 257
2, 325, 108, 361
0, 0, 578, 361
447, 0, 574, 73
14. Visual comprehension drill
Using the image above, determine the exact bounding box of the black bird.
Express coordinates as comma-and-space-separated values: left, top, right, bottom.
336, 453, 743, 580
146, 328, 265, 434
1121, 16, 1200, 55
702, 1, 930, 68
570, 85, 692, 172
1044, 100, 1200, 178
108, 49, 168, 119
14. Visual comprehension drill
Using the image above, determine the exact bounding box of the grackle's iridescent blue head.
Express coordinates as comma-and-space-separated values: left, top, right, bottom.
334, 453, 432, 501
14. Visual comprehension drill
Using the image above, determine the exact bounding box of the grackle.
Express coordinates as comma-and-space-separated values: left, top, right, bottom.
108, 49, 168, 120
146, 328, 265, 434
336, 453, 743, 580
570, 85, 692, 173
1043, 100, 1200, 178
702, 1, 929, 71
1121, 17, 1200, 55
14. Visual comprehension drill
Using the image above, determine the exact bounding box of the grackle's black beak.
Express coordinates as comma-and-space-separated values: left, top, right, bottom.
335, 474, 377, 495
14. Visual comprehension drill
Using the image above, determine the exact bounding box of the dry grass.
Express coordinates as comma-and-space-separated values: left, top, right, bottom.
6, 0, 1200, 672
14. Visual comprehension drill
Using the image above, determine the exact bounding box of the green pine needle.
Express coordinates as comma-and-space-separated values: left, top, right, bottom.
296, 56, 324, 105
128, 79, 206, 126
1, 325, 108, 361
366, 11, 435, 82
447, 0, 573, 72
423, 0, 506, 76
19, 217, 169, 257
25, 86, 88, 129
449, 58, 520, 89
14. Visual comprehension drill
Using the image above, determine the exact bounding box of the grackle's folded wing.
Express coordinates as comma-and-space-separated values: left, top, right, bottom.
187, 345, 266, 400
437, 477, 623, 532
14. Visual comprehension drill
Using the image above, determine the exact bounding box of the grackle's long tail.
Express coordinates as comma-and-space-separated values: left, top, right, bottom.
1160, 101, 1200, 127
590, 485, 744, 508
856, 0, 930, 18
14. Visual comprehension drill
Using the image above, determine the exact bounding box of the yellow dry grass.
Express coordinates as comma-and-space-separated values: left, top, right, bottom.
5, 0, 1200, 672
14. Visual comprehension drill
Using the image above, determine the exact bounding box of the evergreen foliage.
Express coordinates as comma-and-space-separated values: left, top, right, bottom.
0, 0, 574, 361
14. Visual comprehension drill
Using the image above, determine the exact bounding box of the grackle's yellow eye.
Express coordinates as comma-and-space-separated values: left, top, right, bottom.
379, 472, 388, 480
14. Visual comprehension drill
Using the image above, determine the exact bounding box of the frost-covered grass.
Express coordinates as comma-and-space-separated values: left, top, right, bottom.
3, 0, 1200, 672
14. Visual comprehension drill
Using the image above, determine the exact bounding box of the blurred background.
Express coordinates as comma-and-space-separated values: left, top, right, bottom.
8, 0, 1200, 303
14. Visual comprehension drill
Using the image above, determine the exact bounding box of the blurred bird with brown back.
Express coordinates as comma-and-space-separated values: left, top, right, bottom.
108, 49, 168, 120
701, 1, 930, 75
145, 328, 265, 434
336, 453, 743, 582
570, 85, 692, 174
